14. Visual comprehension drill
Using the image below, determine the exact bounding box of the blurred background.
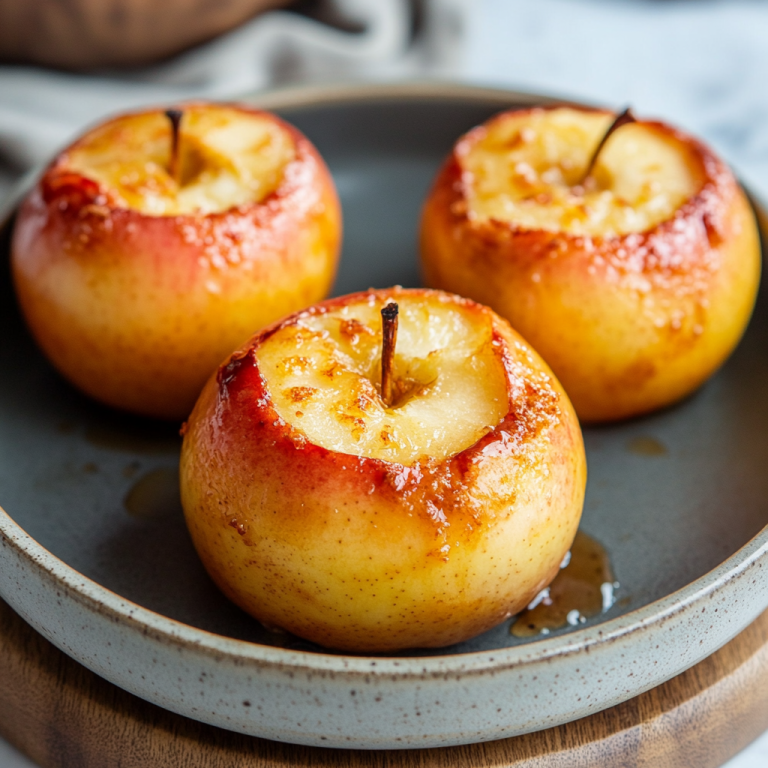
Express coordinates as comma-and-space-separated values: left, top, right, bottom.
2, 0, 768, 208
1, 0, 767, 765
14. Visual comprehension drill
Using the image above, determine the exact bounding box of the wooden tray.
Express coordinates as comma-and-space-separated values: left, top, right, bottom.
1, 596, 767, 767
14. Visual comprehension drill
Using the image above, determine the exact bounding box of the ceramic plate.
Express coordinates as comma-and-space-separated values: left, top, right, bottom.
1, 82, 768, 750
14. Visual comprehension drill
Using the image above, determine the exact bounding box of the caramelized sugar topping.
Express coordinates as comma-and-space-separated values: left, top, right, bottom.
461, 107, 705, 236
67, 106, 296, 216
256, 294, 509, 465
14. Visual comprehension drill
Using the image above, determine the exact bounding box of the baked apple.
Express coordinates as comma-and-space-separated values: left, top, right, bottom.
11, 102, 341, 420
180, 287, 586, 652
420, 106, 761, 422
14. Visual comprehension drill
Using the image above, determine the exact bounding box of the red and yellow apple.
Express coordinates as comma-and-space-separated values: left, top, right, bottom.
420, 106, 761, 423
180, 287, 586, 652
11, 102, 341, 420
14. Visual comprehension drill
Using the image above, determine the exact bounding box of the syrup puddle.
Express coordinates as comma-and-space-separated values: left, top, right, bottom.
124, 467, 182, 520
510, 531, 618, 638
627, 435, 667, 456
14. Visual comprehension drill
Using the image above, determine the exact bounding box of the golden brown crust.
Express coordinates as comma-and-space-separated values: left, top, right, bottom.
32, 102, 332, 264
433, 105, 735, 279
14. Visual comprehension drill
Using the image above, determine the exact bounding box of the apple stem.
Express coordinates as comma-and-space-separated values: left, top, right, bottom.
381, 302, 399, 407
165, 108, 183, 185
581, 107, 637, 183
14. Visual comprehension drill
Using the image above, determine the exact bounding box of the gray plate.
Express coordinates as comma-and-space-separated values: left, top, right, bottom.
1, 82, 767, 749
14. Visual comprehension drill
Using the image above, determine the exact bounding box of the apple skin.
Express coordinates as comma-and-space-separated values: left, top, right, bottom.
420, 108, 761, 423
11, 104, 341, 420
180, 288, 586, 652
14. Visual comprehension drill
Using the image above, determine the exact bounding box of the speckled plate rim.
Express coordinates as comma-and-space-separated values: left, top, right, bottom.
2, 499, 767, 676
2, 81, 768, 748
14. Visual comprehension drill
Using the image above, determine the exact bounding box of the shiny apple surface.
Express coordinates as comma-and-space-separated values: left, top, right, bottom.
11, 103, 341, 420
421, 106, 761, 422
180, 288, 586, 652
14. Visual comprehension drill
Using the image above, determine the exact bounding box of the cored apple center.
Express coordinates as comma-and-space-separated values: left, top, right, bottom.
256, 295, 510, 465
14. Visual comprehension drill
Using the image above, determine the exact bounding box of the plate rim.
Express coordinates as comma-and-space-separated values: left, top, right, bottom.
1, 78, 766, 682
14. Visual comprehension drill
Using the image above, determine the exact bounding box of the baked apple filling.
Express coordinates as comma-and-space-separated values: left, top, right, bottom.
67, 105, 295, 215
461, 107, 705, 236
256, 293, 509, 464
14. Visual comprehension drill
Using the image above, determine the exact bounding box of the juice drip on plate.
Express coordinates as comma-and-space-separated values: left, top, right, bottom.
627, 435, 667, 456
124, 467, 182, 520
510, 531, 617, 638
